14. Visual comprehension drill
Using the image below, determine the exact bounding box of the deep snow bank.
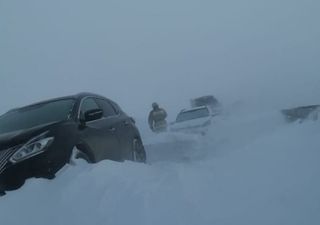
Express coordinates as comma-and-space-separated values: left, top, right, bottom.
1, 111, 320, 225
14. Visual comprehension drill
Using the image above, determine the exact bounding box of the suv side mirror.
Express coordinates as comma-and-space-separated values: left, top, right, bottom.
84, 109, 103, 122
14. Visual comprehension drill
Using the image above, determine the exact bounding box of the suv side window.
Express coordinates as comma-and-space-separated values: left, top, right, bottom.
95, 99, 117, 117
110, 101, 121, 114
79, 98, 100, 117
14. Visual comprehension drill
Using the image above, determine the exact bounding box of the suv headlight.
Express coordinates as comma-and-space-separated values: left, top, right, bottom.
10, 133, 54, 164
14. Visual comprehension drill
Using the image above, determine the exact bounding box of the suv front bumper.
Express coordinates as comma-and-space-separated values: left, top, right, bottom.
0, 150, 56, 193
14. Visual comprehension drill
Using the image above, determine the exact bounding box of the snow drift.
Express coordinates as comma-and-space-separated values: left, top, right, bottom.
1, 110, 320, 225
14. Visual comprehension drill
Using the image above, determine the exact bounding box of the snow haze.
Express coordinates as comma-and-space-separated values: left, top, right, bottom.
1, 1, 320, 225
1, 0, 319, 116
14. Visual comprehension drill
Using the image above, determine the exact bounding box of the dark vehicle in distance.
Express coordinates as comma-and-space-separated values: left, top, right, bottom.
190, 95, 221, 111
0, 93, 146, 195
282, 105, 320, 122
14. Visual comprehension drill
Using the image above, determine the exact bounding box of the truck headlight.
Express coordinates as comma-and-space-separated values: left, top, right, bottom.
10, 134, 54, 164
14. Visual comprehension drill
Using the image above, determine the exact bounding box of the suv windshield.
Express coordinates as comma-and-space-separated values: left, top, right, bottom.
176, 108, 210, 123
0, 99, 75, 134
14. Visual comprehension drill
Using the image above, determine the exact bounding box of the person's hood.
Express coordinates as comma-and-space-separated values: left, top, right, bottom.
0, 122, 60, 150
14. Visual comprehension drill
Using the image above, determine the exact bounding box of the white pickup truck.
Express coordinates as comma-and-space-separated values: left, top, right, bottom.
170, 106, 215, 135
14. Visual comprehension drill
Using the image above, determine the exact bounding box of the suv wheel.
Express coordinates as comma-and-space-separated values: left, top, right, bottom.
69, 148, 92, 165
132, 138, 146, 163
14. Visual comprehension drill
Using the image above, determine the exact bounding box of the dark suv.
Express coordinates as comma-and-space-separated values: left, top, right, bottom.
0, 93, 146, 195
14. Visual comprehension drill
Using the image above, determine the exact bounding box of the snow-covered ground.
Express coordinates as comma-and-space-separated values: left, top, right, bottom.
1, 109, 320, 225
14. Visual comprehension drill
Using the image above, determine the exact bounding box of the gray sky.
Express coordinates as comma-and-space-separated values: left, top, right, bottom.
1, 0, 319, 118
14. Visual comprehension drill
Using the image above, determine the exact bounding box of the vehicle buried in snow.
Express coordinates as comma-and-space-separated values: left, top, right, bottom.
170, 106, 214, 135
0, 93, 146, 195
282, 105, 320, 122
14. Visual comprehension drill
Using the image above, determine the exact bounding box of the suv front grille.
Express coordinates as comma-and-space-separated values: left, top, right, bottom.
0, 148, 17, 175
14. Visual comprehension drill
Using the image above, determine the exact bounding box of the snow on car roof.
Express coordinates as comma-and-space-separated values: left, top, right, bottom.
180, 106, 209, 113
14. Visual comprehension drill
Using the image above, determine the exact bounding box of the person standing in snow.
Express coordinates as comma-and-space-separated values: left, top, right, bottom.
148, 102, 168, 133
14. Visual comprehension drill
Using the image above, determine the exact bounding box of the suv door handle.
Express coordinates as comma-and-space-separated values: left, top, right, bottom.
109, 127, 116, 132
123, 121, 130, 126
